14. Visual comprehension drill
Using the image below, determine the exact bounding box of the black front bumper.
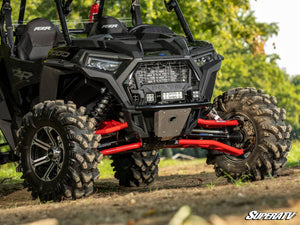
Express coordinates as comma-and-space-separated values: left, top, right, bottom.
123, 102, 211, 138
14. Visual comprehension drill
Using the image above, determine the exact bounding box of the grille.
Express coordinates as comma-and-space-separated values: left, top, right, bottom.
134, 61, 189, 85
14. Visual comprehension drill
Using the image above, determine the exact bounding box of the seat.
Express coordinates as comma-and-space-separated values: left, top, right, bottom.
89, 16, 128, 36
16, 18, 64, 61
129, 24, 174, 35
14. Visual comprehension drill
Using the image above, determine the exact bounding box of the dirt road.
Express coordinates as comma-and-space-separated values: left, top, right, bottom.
0, 161, 300, 225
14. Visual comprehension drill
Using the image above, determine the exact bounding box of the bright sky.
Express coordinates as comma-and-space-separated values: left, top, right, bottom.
250, 0, 300, 76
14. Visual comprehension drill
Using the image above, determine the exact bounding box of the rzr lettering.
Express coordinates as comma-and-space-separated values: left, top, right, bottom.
33, 26, 51, 31
101, 24, 118, 29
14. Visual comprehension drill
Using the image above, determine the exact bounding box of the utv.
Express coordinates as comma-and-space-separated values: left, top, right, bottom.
0, 0, 291, 201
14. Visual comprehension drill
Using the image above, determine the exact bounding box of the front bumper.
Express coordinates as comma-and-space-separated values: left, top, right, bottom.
123, 102, 211, 138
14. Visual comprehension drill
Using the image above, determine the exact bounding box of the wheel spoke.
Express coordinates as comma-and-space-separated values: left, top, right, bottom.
32, 155, 50, 167
57, 136, 63, 149
42, 162, 56, 181
44, 127, 56, 147
57, 162, 63, 173
32, 138, 51, 151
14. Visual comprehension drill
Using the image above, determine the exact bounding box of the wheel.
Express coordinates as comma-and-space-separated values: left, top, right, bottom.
206, 87, 291, 181
111, 150, 160, 187
16, 100, 102, 201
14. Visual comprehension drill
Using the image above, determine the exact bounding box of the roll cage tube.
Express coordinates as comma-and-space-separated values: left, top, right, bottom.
131, 0, 142, 26
62, 0, 73, 16
55, 0, 71, 45
18, 0, 26, 25
164, 0, 195, 42
97, 0, 105, 20
0, 0, 14, 52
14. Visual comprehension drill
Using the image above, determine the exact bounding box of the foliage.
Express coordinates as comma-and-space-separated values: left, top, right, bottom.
287, 140, 300, 167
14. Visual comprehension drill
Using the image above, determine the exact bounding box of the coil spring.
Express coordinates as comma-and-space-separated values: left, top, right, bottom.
91, 92, 113, 125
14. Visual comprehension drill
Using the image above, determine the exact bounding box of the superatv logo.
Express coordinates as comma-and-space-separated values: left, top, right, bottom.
34, 26, 52, 31
245, 211, 296, 220
101, 24, 118, 29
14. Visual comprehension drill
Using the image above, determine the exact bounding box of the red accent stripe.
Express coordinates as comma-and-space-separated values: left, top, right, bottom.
95, 122, 128, 135
197, 118, 239, 128
100, 142, 143, 156
178, 139, 244, 156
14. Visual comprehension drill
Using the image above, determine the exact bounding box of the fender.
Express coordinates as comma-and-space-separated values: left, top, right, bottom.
39, 63, 130, 107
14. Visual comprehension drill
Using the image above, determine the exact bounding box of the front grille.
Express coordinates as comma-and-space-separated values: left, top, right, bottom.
134, 61, 189, 85
126, 60, 200, 105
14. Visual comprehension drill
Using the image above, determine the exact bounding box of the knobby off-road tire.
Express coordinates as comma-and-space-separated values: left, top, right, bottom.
16, 100, 102, 201
111, 150, 160, 187
207, 87, 291, 181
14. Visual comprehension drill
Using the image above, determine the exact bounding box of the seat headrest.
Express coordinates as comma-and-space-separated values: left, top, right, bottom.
89, 16, 128, 36
16, 18, 64, 61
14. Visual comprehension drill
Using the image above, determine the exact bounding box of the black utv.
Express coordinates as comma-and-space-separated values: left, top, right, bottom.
0, 0, 291, 201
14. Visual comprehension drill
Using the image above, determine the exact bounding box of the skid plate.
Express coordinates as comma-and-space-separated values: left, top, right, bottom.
154, 108, 191, 140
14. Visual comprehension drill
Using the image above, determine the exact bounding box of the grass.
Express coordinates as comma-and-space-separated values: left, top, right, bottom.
0, 163, 23, 184
98, 158, 114, 178
222, 171, 251, 187
287, 140, 300, 167
159, 158, 205, 167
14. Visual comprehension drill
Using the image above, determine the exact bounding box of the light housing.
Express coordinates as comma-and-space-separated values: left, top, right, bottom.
86, 57, 121, 72
146, 93, 155, 102
194, 53, 215, 67
193, 91, 199, 99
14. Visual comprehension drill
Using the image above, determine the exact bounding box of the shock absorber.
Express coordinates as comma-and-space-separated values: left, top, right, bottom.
203, 105, 223, 121
91, 91, 113, 125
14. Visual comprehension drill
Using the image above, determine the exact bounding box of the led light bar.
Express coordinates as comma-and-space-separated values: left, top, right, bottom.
162, 92, 183, 100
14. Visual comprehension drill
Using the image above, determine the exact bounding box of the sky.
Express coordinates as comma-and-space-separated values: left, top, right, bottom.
250, 0, 300, 76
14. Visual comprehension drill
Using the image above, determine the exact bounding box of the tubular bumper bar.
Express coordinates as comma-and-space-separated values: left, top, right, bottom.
197, 118, 239, 128
100, 142, 143, 155
177, 139, 244, 156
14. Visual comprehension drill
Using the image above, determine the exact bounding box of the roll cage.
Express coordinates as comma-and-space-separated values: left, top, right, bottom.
0, 0, 194, 51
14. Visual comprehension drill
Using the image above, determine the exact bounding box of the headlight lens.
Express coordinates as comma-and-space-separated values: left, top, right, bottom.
86, 57, 121, 72
194, 53, 214, 67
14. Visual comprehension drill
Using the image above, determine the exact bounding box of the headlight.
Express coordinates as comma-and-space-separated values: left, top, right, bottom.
193, 53, 214, 67
86, 57, 121, 72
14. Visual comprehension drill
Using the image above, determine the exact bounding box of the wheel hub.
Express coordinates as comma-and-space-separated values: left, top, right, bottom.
225, 113, 257, 160
48, 148, 61, 162
30, 126, 65, 182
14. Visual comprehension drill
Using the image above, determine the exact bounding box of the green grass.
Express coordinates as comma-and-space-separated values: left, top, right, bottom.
287, 140, 300, 167
222, 171, 251, 187
0, 163, 23, 184
98, 158, 114, 178
159, 158, 205, 167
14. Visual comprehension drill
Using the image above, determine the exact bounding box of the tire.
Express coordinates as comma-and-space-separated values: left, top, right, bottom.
111, 150, 160, 187
206, 87, 291, 181
16, 100, 102, 201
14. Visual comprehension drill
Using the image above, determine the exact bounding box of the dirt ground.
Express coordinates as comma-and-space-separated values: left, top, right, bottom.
0, 161, 300, 225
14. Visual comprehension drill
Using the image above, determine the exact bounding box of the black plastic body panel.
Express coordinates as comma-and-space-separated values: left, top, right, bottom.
0, 23, 222, 148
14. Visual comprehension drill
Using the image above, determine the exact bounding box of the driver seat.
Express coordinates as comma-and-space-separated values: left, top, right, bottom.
16, 18, 64, 61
